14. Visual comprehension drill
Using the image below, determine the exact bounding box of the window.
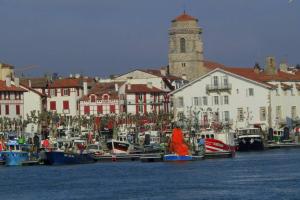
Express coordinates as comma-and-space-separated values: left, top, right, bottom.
193, 97, 199, 106
223, 76, 228, 86
138, 104, 143, 113
4, 92, 10, 100
5, 105, 9, 115
50, 89, 55, 96
50, 101, 56, 111
84, 106, 90, 115
181, 63, 186, 67
178, 97, 184, 108
224, 96, 229, 105
291, 106, 297, 119
110, 105, 116, 113
224, 111, 230, 122
260, 107, 266, 121
237, 108, 244, 122
91, 95, 96, 102
213, 76, 219, 87
276, 106, 282, 119
15, 92, 21, 100
202, 97, 208, 106
63, 88, 70, 96
63, 101, 69, 110
16, 105, 20, 115
97, 105, 103, 114
180, 38, 186, 53
214, 96, 219, 105
248, 88, 254, 96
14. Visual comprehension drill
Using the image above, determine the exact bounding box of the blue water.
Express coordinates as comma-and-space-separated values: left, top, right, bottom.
1, 149, 300, 200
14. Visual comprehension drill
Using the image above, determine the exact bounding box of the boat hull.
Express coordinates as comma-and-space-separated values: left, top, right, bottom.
2, 151, 29, 166
45, 151, 95, 165
163, 154, 203, 161
237, 138, 264, 151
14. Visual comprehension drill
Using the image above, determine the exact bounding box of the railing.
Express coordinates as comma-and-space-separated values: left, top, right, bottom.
206, 84, 232, 92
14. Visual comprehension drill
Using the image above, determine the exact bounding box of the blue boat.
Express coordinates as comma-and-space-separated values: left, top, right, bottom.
1, 140, 32, 166
45, 151, 96, 165
163, 154, 203, 161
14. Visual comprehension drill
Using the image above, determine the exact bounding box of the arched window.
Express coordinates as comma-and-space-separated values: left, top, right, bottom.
180, 38, 186, 53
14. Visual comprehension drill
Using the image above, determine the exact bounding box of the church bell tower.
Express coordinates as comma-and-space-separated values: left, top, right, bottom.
168, 12, 206, 81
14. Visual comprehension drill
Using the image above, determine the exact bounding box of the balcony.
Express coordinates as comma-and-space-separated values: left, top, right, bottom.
206, 84, 232, 94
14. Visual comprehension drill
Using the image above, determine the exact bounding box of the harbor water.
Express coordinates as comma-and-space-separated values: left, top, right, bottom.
1, 148, 300, 200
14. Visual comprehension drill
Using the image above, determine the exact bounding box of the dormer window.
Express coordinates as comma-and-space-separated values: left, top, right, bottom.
102, 94, 109, 101
90, 95, 96, 102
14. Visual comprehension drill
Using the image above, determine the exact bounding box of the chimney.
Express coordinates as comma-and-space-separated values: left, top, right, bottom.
115, 83, 119, 92
253, 62, 261, 74
265, 56, 277, 75
147, 82, 153, 89
28, 80, 32, 88
75, 73, 80, 79
14, 77, 20, 87
69, 74, 73, 78
83, 82, 88, 95
160, 69, 166, 76
5, 77, 11, 87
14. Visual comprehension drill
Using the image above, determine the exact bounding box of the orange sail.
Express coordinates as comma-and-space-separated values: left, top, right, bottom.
169, 128, 189, 156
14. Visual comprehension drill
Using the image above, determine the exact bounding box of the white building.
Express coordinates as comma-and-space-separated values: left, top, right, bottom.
0, 78, 26, 120
170, 63, 300, 132
118, 83, 170, 115
79, 82, 124, 116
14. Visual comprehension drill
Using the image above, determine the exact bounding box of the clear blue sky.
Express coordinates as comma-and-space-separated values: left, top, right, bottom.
0, 0, 299, 77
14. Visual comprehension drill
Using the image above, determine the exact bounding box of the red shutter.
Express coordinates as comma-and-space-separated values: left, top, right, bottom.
63, 101, 69, 110
91, 95, 96, 102
135, 94, 139, 114
50, 101, 56, 110
97, 105, 103, 114
5, 105, 9, 115
61, 88, 63, 96
110, 105, 115, 113
84, 106, 90, 115
55, 89, 57, 96
143, 93, 147, 114
77, 88, 80, 96
16, 105, 20, 115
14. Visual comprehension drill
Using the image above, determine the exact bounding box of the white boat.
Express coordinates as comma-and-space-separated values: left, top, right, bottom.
106, 135, 130, 154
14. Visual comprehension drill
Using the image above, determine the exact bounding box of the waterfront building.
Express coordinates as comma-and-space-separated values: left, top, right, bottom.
113, 68, 187, 91
79, 82, 124, 116
118, 83, 170, 115
170, 57, 300, 132
0, 77, 26, 120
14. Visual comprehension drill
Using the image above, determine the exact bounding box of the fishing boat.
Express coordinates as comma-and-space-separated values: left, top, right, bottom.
106, 135, 130, 154
1, 140, 33, 166
44, 151, 95, 165
198, 129, 236, 158
236, 128, 264, 151
44, 139, 96, 165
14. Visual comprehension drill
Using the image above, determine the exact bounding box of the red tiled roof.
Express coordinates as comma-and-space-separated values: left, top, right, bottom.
173, 12, 198, 22
222, 67, 300, 87
0, 80, 26, 92
125, 84, 167, 93
80, 82, 124, 101
204, 60, 226, 70
48, 77, 94, 88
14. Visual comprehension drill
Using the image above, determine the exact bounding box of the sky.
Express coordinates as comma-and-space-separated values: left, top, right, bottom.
0, 0, 299, 77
